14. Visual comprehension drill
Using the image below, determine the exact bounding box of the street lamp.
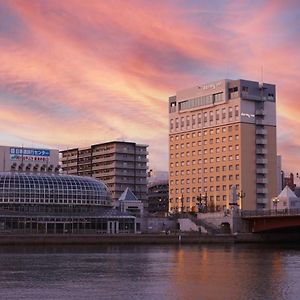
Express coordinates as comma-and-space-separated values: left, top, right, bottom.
180, 194, 184, 214
272, 197, 279, 213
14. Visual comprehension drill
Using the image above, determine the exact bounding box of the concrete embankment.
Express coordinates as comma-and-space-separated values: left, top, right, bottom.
0, 234, 235, 245
1, 233, 300, 245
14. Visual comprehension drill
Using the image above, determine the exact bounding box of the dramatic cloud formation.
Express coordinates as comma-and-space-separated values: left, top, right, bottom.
0, 0, 300, 174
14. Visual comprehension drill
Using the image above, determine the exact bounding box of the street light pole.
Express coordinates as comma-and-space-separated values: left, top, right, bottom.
272, 197, 279, 214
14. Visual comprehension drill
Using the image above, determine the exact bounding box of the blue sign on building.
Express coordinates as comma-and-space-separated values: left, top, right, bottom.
10, 148, 50, 157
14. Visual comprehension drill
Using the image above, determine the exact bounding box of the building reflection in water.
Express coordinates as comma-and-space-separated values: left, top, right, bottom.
169, 244, 287, 300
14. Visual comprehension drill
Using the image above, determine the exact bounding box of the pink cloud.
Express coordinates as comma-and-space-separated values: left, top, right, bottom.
0, 0, 299, 172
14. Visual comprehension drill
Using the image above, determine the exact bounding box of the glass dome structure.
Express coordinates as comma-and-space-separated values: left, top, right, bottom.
0, 172, 111, 207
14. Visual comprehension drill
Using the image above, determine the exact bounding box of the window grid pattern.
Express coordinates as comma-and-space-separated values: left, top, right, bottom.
0, 173, 110, 206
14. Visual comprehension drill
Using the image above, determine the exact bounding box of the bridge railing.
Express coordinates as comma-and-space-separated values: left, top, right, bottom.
241, 208, 300, 218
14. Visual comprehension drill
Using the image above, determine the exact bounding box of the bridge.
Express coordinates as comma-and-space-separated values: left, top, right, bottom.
241, 209, 300, 233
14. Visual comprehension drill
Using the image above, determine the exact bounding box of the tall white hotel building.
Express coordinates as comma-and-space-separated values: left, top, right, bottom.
168, 79, 277, 212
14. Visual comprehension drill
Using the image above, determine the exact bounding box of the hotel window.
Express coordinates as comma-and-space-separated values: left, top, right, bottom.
198, 131, 202, 137
198, 159, 202, 164
181, 143, 184, 148
222, 146, 226, 152
181, 117, 184, 128
229, 175, 233, 181
216, 166, 220, 172
222, 166, 226, 171
204, 168, 208, 173
170, 119, 174, 130
235, 145, 239, 150
175, 118, 179, 129
216, 110, 220, 121
229, 165, 233, 170
236, 174, 240, 180
210, 186, 214, 191
229, 145, 233, 151
210, 157, 214, 163
210, 148, 214, 154
223, 195, 227, 201
235, 154, 240, 160
204, 158, 208, 164
229, 155, 233, 161
216, 127, 220, 134
204, 130, 208, 136
216, 147, 220, 153
235, 135, 239, 140
192, 115, 196, 126
198, 141, 202, 146
228, 107, 233, 119
210, 167, 214, 172
186, 133, 190, 139
229, 136, 233, 141
222, 137, 226, 142
222, 175, 226, 181
216, 195, 220, 201
216, 137, 220, 143
204, 112, 208, 124
192, 141, 196, 147
186, 116, 190, 127
216, 157, 220, 162
209, 111, 214, 122
216, 176, 220, 182
235, 164, 240, 170
222, 108, 226, 119
235, 105, 239, 118
192, 132, 196, 138
222, 156, 226, 162
186, 170, 190, 175
222, 185, 226, 191
181, 134, 184, 140
198, 113, 202, 125
186, 143, 190, 148
192, 151, 196, 156
186, 151, 190, 157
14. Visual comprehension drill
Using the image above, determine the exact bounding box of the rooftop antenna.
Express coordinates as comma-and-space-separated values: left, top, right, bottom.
260, 65, 264, 85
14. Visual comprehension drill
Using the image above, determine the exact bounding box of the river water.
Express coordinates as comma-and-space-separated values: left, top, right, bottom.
0, 243, 300, 300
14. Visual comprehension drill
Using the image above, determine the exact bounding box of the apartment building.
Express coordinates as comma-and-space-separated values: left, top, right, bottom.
169, 79, 277, 212
60, 141, 148, 203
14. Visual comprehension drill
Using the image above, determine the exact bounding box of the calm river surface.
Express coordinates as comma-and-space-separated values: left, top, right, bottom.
0, 243, 300, 300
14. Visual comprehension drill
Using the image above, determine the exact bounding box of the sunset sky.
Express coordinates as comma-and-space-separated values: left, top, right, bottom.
0, 0, 300, 175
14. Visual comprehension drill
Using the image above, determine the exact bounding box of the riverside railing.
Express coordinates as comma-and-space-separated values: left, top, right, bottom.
241, 208, 300, 218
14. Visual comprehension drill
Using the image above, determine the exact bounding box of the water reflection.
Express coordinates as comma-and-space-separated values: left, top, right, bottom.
0, 244, 300, 299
